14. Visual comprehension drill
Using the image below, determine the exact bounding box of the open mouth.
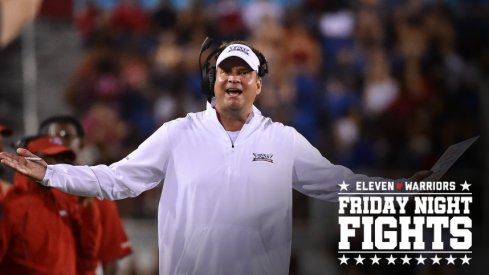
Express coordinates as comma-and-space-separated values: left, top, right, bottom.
225, 88, 242, 96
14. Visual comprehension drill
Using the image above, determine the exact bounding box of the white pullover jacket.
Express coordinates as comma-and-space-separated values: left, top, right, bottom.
43, 104, 387, 275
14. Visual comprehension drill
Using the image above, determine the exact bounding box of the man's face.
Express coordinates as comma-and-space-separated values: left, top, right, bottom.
214, 57, 262, 115
43, 123, 82, 154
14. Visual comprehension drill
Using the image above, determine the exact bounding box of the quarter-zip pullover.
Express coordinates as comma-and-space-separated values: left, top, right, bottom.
42, 103, 389, 275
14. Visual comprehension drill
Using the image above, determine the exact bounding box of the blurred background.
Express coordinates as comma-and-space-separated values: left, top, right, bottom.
0, 0, 487, 274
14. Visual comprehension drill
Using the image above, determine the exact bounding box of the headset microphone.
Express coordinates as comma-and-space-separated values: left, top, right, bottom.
200, 37, 213, 54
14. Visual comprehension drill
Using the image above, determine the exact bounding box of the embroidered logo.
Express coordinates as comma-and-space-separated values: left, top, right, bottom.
252, 153, 274, 163
49, 137, 63, 145
228, 45, 250, 56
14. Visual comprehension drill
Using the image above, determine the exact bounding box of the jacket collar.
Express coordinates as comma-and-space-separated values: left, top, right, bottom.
205, 99, 262, 123
205, 99, 263, 146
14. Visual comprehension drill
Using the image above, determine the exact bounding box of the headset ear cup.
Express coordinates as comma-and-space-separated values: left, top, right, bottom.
260, 61, 268, 77
256, 53, 268, 77
208, 67, 216, 98
202, 66, 209, 95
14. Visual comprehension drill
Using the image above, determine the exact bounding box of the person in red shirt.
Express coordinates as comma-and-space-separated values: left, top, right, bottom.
0, 135, 101, 274
0, 173, 78, 274
39, 115, 132, 274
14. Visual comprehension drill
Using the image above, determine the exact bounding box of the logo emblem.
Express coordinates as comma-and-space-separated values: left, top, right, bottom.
228, 45, 250, 56
49, 137, 63, 145
252, 153, 273, 163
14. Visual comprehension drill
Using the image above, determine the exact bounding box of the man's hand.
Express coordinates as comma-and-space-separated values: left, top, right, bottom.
0, 148, 47, 182
409, 170, 433, 182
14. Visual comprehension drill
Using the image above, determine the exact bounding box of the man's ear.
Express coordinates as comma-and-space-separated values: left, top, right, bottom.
256, 77, 262, 96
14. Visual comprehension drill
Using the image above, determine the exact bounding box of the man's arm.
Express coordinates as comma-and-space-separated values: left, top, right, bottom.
0, 122, 173, 200
291, 129, 430, 202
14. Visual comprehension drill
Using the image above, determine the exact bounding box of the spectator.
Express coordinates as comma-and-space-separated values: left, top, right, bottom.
0, 136, 101, 275
39, 115, 133, 275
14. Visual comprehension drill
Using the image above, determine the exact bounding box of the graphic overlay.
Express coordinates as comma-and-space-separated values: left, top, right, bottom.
337, 137, 478, 266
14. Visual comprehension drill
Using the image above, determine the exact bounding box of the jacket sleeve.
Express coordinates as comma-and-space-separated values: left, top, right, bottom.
291, 129, 395, 202
42, 122, 173, 200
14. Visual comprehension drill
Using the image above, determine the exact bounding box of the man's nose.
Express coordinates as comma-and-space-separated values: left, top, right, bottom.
227, 73, 241, 83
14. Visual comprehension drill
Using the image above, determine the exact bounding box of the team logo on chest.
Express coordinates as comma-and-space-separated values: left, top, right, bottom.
252, 153, 274, 163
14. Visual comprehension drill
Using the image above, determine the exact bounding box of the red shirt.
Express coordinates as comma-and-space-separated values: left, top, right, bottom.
0, 182, 77, 274
73, 197, 102, 275
96, 199, 132, 264
0, 175, 102, 275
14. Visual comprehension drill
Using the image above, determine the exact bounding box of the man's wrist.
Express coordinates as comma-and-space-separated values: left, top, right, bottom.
36, 165, 51, 186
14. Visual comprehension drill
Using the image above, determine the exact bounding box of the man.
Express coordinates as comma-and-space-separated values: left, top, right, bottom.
0, 135, 100, 274
0, 41, 430, 274
38, 115, 132, 275
0, 124, 12, 200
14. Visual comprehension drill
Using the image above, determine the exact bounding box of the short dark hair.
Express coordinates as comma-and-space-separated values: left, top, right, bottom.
39, 115, 85, 138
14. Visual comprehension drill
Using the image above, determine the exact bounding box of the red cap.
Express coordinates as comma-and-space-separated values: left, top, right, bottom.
0, 124, 13, 136
26, 136, 75, 159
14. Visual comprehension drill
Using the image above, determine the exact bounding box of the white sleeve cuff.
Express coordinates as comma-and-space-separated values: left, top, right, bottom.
40, 165, 54, 186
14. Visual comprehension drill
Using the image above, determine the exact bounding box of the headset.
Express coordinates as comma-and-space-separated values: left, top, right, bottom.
199, 37, 269, 102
